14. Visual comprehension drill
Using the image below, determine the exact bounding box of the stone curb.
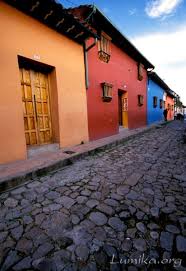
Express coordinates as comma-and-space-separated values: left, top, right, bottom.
0, 121, 170, 194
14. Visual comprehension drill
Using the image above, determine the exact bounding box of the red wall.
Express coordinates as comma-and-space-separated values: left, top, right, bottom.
87, 38, 148, 140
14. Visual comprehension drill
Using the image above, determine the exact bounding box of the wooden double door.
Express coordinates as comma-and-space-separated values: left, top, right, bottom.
20, 68, 52, 146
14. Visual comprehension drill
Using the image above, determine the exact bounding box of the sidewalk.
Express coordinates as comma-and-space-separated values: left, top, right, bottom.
0, 122, 167, 193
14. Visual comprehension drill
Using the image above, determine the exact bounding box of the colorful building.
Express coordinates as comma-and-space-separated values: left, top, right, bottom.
174, 93, 184, 118
0, 0, 96, 164
147, 72, 175, 124
147, 72, 166, 125
69, 5, 154, 141
165, 90, 175, 121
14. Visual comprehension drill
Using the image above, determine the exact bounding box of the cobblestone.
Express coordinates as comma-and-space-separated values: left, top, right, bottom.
12, 256, 32, 271
16, 238, 33, 254
11, 225, 23, 241
136, 222, 147, 233
89, 212, 108, 226
133, 238, 147, 251
4, 198, 18, 208
176, 235, 186, 252
108, 217, 126, 232
0, 121, 186, 270
160, 231, 174, 251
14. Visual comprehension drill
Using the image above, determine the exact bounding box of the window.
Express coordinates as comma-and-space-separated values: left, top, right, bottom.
98, 32, 111, 63
138, 63, 143, 81
153, 96, 158, 108
138, 95, 144, 106
122, 98, 128, 111
101, 82, 113, 102
160, 99, 163, 109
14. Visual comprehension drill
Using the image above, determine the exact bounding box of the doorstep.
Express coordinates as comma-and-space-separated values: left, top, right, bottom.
0, 121, 167, 193
28, 143, 60, 158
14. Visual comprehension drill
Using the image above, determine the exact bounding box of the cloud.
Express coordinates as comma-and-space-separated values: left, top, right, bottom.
132, 24, 186, 104
145, 0, 183, 18
129, 8, 137, 16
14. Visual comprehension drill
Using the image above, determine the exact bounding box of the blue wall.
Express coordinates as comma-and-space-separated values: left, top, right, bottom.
147, 79, 164, 125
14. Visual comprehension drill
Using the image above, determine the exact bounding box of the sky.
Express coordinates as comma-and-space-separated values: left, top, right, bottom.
60, 0, 186, 105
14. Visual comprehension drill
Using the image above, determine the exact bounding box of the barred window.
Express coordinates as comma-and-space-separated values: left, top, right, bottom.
98, 32, 111, 63
101, 82, 113, 102
138, 63, 143, 81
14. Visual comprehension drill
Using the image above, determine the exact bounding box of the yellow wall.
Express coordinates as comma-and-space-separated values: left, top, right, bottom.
0, 2, 89, 164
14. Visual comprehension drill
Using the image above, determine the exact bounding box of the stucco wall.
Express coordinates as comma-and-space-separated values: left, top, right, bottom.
0, 2, 88, 164
147, 79, 164, 125
87, 37, 148, 140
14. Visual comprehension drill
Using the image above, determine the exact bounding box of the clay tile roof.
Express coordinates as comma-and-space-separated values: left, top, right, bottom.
5, 0, 97, 44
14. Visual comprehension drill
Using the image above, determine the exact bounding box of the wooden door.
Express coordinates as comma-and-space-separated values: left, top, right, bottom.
20, 68, 52, 146
118, 93, 123, 126
122, 96, 128, 128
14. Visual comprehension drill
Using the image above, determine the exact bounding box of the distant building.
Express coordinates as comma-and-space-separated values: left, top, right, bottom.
174, 93, 184, 116
147, 72, 165, 125
147, 72, 175, 124
165, 90, 175, 121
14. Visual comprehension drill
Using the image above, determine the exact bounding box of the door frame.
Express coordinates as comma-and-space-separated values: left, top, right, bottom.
118, 89, 128, 128
18, 56, 59, 148
118, 91, 123, 126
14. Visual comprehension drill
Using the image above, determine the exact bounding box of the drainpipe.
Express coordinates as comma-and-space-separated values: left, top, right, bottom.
84, 37, 97, 89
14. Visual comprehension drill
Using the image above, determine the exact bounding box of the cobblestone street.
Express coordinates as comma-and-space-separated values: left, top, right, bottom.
0, 121, 186, 271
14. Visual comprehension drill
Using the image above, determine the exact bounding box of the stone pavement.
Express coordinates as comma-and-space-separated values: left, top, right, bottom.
0, 120, 186, 271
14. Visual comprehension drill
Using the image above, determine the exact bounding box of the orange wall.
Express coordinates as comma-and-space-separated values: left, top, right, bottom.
166, 95, 174, 121
0, 2, 89, 164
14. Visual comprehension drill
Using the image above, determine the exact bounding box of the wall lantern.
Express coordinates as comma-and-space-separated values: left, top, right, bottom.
101, 82, 113, 102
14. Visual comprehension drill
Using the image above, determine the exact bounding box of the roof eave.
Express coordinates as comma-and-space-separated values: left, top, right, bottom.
5, 0, 97, 44
148, 72, 170, 91
68, 5, 154, 69
94, 6, 154, 69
